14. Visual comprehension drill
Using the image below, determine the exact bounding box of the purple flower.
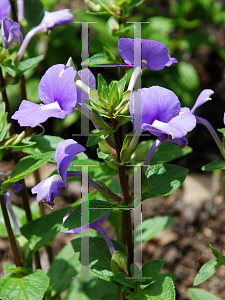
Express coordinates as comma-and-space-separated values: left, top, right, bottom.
0, 0, 11, 23
130, 86, 196, 140
32, 139, 85, 208
77, 69, 96, 106
40, 9, 73, 31
12, 64, 77, 127
118, 38, 177, 71
55, 139, 86, 188
144, 88, 222, 167
189, 89, 224, 156
31, 175, 64, 208
63, 210, 115, 255
17, 9, 73, 60
1, 18, 23, 49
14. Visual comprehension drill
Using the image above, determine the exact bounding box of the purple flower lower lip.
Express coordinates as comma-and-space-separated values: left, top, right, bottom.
32, 139, 86, 207
55, 139, 86, 187
118, 38, 177, 71
130, 86, 196, 139
12, 64, 77, 127
31, 174, 64, 208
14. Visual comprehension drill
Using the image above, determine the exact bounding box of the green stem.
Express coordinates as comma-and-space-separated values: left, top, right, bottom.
0, 195, 22, 267
112, 119, 133, 277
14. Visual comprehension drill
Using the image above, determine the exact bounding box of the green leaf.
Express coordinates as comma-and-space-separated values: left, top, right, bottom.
46, 243, 81, 300
0, 269, 49, 300
71, 237, 126, 281
108, 81, 120, 108
97, 73, 110, 101
64, 277, 117, 300
143, 164, 188, 199
132, 260, 165, 286
135, 216, 176, 244
178, 61, 200, 91
113, 272, 136, 288
20, 191, 99, 255
209, 244, 225, 264
188, 288, 223, 300
1, 151, 55, 190
21, 206, 73, 254
17, 55, 44, 76
61, 200, 108, 232
86, 129, 109, 147
201, 160, 225, 171
126, 276, 175, 300
0, 204, 27, 237
132, 140, 192, 164
193, 259, 222, 286
17, 135, 65, 155
1, 51, 18, 77
82, 53, 114, 67
217, 128, 225, 134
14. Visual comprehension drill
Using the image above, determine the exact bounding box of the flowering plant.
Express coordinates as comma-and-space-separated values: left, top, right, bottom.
0, 1, 225, 300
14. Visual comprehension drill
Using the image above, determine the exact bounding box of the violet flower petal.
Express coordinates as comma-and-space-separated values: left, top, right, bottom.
11, 100, 66, 127
40, 9, 73, 31
0, 0, 11, 23
143, 112, 196, 139
1, 18, 23, 49
118, 38, 177, 70
31, 174, 64, 208
77, 69, 96, 105
191, 89, 214, 114
38, 64, 77, 114
55, 139, 86, 187
130, 86, 181, 131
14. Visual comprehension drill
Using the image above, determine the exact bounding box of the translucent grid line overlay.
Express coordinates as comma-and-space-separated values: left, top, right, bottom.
77, 164, 149, 279
73, 22, 97, 136
73, 21, 150, 136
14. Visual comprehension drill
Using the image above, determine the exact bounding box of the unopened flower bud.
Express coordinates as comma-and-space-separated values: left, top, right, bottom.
1, 18, 23, 49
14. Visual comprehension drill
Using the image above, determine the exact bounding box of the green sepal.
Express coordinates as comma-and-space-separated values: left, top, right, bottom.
111, 251, 128, 275
0, 131, 26, 149
114, 90, 130, 116
120, 134, 138, 162
86, 129, 109, 147
99, 181, 123, 203
91, 107, 113, 130
98, 135, 116, 157
16, 235, 30, 260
